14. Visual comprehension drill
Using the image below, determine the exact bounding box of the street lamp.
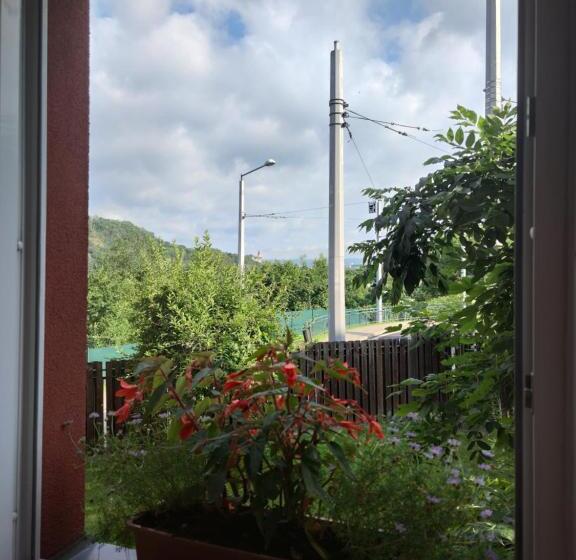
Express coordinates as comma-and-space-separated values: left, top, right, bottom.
238, 159, 276, 271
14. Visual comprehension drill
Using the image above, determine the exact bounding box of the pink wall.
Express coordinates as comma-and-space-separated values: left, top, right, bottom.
41, 0, 90, 557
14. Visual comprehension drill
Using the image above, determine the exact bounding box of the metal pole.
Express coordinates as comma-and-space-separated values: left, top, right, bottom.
485, 0, 502, 114
238, 176, 245, 272
375, 199, 383, 323
328, 41, 346, 341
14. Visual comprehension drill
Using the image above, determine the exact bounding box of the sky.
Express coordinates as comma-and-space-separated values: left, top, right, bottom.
89, 0, 518, 260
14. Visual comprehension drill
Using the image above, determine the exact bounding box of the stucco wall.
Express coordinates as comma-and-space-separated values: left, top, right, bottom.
41, 0, 89, 557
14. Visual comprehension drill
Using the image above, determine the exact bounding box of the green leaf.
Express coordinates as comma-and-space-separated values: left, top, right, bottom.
327, 441, 354, 478
455, 127, 464, 144
301, 463, 329, 501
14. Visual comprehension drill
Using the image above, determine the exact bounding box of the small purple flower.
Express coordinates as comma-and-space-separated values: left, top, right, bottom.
474, 476, 486, 486
480, 509, 493, 519
503, 515, 514, 525
128, 449, 147, 458
447, 438, 461, 447
88, 412, 100, 419
126, 418, 143, 426
426, 495, 442, 504
478, 463, 492, 471
406, 412, 420, 421
481, 450, 495, 458
485, 549, 499, 560
389, 436, 401, 445
107, 411, 116, 417
394, 522, 407, 534
447, 476, 461, 486
430, 445, 444, 457
450, 468, 460, 477
406, 431, 417, 438
388, 426, 399, 434
409, 442, 421, 451
485, 531, 497, 542
157, 412, 170, 419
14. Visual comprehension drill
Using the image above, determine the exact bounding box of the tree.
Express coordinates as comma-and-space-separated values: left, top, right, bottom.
351, 104, 516, 454
132, 235, 283, 370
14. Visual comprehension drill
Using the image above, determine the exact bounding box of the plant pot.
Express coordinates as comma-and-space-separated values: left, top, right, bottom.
128, 516, 284, 560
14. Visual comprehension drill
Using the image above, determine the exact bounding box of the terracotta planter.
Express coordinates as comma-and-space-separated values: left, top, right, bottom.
128, 517, 283, 560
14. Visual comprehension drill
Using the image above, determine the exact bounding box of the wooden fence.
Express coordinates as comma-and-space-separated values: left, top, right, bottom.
86, 337, 445, 443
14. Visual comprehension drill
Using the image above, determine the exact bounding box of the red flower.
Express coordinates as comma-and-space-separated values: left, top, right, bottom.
334, 362, 350, 376
275, 395, 286, 409
227, 371, 244, 380
282, 362, 298, 388
114, 401, 133, 424
225, 399, 251, 417
115, 379, 143, 401
338, 420, 363, 440
367, 417, 384, 439
222, 379, 243, 393
179, 415, 196, 440
348, 368, 361, 386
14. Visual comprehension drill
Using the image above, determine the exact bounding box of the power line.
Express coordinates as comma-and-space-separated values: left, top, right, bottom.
346, 109, 438, 132
344, 123, 377, 190
345, 108, 449, 153
248, 200, 367, 219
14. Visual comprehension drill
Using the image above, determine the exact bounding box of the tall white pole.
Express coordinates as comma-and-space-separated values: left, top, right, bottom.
238, 177, 245, 272
485, 0, 502, 114
329, 41, 346, 342
375, 199, 383, 323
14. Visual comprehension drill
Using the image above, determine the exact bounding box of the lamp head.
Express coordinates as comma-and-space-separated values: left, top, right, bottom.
264, 159, 276, 167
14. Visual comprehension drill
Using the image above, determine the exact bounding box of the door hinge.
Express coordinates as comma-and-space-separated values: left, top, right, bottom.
524, 371, 534, 409
526, 96, 536, 137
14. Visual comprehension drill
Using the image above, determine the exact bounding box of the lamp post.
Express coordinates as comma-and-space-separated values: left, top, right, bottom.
238, 159, 276, 272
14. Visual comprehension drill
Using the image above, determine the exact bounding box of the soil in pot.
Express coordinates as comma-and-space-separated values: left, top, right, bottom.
135, 507, 349, 560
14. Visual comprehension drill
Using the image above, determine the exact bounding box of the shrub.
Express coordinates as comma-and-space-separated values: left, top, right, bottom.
328, 418, 514, 560
85, 421, 205, 547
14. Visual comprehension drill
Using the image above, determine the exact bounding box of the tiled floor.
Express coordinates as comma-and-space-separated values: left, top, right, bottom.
63, 542, 136, 560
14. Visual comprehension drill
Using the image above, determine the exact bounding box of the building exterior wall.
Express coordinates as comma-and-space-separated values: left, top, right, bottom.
41, 1, 90, 557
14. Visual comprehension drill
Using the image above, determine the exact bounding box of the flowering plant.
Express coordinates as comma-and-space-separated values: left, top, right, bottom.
114, 338, 383, 553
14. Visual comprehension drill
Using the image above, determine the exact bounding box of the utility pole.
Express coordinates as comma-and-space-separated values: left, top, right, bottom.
328, 41, 346, 341
238, 175, 246, 272
485, 0, 502, 114
375, 199, 383, 323
237, 159, 276, 273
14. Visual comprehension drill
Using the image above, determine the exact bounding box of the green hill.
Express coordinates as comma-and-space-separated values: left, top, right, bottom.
88, 216, 255, 266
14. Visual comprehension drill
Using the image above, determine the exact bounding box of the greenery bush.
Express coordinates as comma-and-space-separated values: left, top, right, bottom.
329, 418, 514, 560
85, 420, 205, 547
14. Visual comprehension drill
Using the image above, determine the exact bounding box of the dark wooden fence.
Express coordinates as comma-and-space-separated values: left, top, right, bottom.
86, 359, 135, 443
86, 338, 445, 443
297, 337, 444, 417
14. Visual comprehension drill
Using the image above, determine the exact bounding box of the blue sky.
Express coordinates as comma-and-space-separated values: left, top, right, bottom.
89, 0, 517, 259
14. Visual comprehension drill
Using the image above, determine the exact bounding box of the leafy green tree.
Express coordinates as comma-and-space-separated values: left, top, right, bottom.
131, 235, 282, 369
352, 104, 516, 453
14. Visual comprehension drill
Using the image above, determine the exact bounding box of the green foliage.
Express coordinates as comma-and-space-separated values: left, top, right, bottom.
351, 104, 516, 452
85, 424, 205, 547
132, 235, 282, 370
329, 419, 514, 560
113, 340, 383, 555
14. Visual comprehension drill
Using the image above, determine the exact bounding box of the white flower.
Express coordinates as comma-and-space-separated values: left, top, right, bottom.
481, 450, 495, 458
88, 412, 100, 419
447, 438, 461, 447
406, 412, 420, 421
474, 477, 486, 486
394, 522, 407, 534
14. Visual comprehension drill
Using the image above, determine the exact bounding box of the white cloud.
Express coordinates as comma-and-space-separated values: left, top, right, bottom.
89, 0, 518, 259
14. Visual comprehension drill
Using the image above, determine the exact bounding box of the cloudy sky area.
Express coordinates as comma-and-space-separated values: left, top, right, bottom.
90, 0, 517, 260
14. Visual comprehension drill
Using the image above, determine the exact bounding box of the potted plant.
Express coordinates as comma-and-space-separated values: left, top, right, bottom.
113, 336, 384, 559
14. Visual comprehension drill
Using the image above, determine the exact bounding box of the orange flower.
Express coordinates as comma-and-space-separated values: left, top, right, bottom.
367, 417, 384, 439
282, 362, 298, 388
222, 379, 243, 393
225, 399, 251, 417
114, 401, 133, 424
179, 415, 197, 440
338, 420, 363, 440
115, 379, 143, 401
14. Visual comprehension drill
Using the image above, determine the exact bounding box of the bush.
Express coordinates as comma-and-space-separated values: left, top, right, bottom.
85, 420, 205, 547
328, 419, 514, 560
